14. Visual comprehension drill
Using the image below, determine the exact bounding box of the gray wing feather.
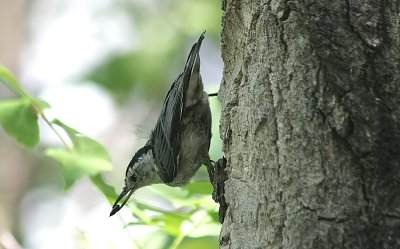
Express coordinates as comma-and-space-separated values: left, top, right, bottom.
151, 32, 205, 183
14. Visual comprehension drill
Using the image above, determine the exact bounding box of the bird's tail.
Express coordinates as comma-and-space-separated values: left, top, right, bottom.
183, 31, 206, 108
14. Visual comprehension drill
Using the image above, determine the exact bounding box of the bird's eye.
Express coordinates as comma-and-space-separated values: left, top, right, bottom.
130, 173, 137, 182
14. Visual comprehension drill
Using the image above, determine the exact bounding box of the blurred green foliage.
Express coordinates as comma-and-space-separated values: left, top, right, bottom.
0, 66, 46, 148
0, 98, 40, 147
85, 0, 222, 103
46, 119, 114, 188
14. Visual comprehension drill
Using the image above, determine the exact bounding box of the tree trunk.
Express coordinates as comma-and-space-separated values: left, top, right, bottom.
218, 0, 400, 248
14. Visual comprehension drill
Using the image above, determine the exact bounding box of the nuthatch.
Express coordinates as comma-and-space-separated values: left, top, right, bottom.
110, 32, 213, 216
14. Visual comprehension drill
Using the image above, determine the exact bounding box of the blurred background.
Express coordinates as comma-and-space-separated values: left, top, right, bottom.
0, 0, 223, 248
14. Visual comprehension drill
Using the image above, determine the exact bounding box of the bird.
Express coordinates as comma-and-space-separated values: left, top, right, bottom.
110, 32, 213, 216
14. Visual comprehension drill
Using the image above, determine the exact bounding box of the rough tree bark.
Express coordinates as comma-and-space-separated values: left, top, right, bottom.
218, 0, 400, 248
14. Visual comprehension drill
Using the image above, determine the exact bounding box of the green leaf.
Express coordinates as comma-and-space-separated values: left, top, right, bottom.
180, 182, 213, 197
148, 184, 189, 200
207, 210, 220, 223
151, 213, 187, 236
46, 148, 113, 188
0, 65, 30, 98
129, 212, 188, 237
187, 223, 221, 238
46, 120, 113, 188
134, 201, 193, 219
90, 174, 118, 203
0, 66, 50, 148
33, 99, 51, 112
0, 98, 39, 148
52, 119, 110, 159
0, 65, 51, 112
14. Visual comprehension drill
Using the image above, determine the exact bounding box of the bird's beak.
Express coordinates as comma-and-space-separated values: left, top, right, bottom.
109, 186, 135, 216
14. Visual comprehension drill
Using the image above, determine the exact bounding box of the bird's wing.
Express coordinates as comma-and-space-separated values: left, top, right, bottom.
151, 32, 205, 183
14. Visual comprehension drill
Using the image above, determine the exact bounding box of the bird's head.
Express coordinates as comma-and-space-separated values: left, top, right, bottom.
109, 144, 156, 216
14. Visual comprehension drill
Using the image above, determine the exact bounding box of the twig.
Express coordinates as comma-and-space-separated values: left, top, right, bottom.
40, 112, 72, 151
